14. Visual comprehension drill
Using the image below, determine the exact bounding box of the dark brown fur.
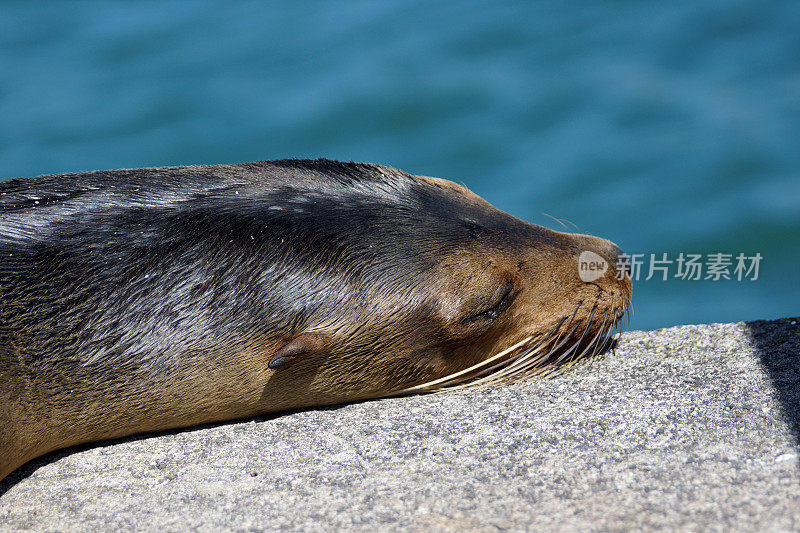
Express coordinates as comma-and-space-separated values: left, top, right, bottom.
0, 159, 631, 480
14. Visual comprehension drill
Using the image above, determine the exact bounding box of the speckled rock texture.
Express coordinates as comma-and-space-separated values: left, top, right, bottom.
1, 318, 798, 532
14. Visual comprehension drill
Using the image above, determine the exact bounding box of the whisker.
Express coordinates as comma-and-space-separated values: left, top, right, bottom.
590, 296, 617, 361
511, 293, 614, 381
473, 301, 586, 386
452, 320, 575, 390
389, 286, 631, 397
487, 309, 585, 385
457, 297, 590, 389
573, 302, 611, 367
443, 338, 555, 391
388, 334, 535, 395
398, 298, 590, 394
540, 212, 582, 233
559, 306, 612, 372
435, 315, 573, 389
540, 212, 570, 231
553, 303, 596, 365
443, 302, 587, 391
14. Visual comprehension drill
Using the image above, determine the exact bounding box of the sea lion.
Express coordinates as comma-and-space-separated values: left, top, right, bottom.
0, 159, 631, 481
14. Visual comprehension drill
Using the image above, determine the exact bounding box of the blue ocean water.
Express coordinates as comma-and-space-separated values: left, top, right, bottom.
1, 1, 798, 330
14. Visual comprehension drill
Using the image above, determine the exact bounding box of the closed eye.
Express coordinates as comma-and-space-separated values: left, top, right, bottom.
462, 282, 515, 323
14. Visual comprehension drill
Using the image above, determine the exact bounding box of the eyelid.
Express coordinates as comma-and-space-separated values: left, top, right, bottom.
462, 282, 515, 323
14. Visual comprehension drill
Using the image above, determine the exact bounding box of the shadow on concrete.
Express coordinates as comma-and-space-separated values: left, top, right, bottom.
745, 317, 800, 449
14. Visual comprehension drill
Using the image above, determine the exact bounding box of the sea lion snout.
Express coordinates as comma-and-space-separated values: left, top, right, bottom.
571, 234, 632, 288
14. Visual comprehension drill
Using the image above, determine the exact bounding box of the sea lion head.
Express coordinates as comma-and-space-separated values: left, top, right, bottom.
259, 160, 631, 405
0, 159, 632, 482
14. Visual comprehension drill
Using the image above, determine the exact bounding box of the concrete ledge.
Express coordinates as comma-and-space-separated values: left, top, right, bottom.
1, 318, 799, 531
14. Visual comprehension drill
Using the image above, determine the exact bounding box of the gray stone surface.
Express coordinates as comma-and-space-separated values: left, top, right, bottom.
1, 318, 799, 532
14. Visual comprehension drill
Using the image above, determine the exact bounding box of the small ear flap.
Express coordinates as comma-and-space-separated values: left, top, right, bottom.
268, 332, 328, 370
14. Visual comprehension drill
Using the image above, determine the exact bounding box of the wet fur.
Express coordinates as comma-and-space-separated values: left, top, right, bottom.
0, 159, 630, 480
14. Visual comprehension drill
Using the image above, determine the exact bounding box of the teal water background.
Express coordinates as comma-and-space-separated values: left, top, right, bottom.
1, 1, 798, 330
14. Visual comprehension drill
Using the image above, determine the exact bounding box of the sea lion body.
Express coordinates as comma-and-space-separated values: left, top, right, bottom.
0, 159, 630, 481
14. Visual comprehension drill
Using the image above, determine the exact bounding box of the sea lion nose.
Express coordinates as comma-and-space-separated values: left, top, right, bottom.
574, 235, 631, 285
